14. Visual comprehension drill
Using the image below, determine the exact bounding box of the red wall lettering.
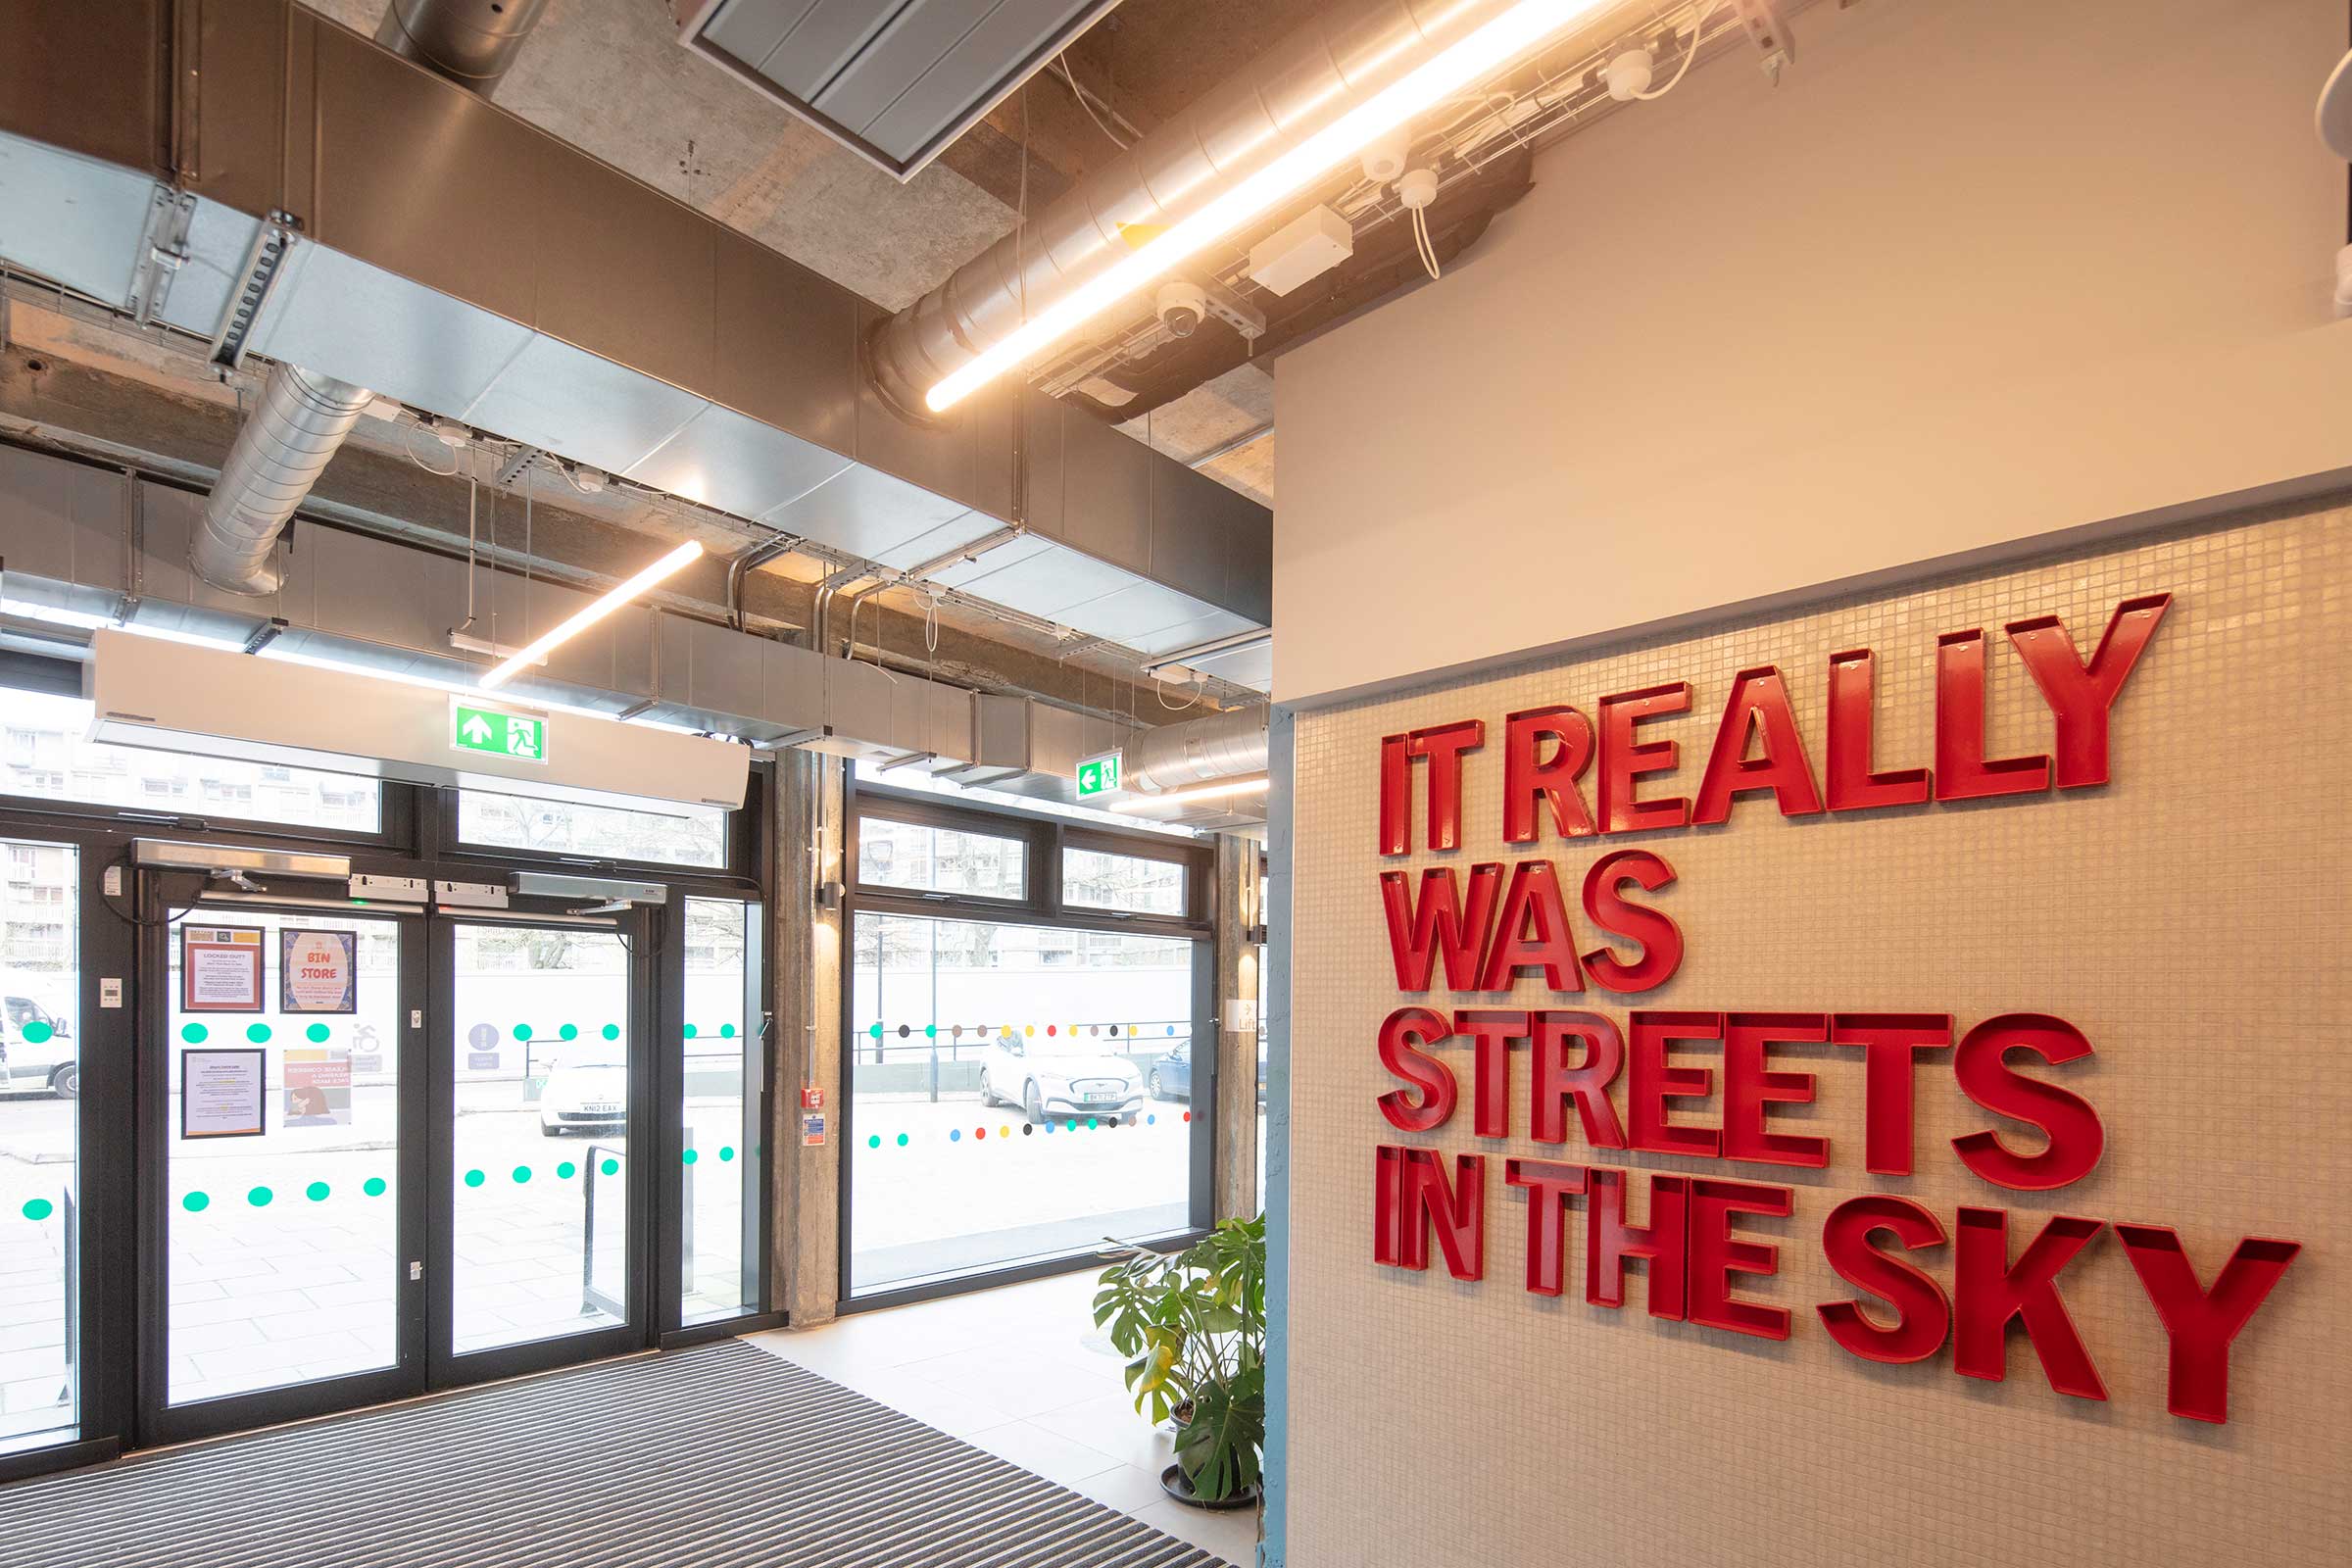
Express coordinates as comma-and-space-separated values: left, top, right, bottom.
1378, 733, 1411, 856
1953, 1207, 2108, 1401
1389, 1147, 1487, 1280
1627, 1011, 1723, 1158
1476, 860, 1584, 992
1531, 1010, 1628, 1149
1376, 1007, 1457, 1133
1830, 1013, 1953, 1176
1379, 864, 1501, 992
1454, 1009, 1527, 1138
1951, 1013, 2104, 1191
2115, 1225, 2301, 1424
1406, 719, 1485, 852
1688, 1178, 1795, 1341
1586, 1168, 1690, 1320
1578, 850, 1684, 994
1721, 1012, 1830, 1169
1505, 1157, 1590, 1297
1818, 1196, 1951, 1364
1502, 706, 1597, 845
1824, 648, 1933, 810
1595, 682, 1692, 834
1934, 628, 2051, 801
2004, 593, 2172, 789
1692, 665, 1825, 824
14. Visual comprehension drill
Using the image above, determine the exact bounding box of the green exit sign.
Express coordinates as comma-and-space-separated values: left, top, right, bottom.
452, 701, 548, 764
1075, 751, 1122, 799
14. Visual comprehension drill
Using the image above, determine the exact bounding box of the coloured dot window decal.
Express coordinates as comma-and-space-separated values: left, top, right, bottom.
515, 1024, 533, 1041
720, 1147, 735, 1161
601, 1158, 619, 1176
720, 1023, 736, 1038
306, 1182, 329, 1201
364, 1177, 388, 1197
21, 1020, 51, 1045
182, 1192, 210, 1212
246, 1023, 271, 1043
247, 1186, 273, 1206
557, 1162, 577, 1179
514, 1165, 532, 1183
306, 1022, 330, 1043
181, 1023, 207, 1043
464, 1169, 486, 1188
22, 1198, 53, 1221
559, 1023, 579, 1041
683, 1149, 700, 1164
602, 1023, 620, 1041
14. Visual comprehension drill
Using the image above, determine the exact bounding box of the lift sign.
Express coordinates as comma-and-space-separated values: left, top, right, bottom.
452, 702, 548, 764
1076, 750, 1121, 799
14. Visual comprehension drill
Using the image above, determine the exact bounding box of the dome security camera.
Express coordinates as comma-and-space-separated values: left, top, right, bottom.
1155, 280, 1208, 338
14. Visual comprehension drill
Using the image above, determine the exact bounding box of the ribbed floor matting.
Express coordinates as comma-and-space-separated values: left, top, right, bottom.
0, 1341, 1234, 1568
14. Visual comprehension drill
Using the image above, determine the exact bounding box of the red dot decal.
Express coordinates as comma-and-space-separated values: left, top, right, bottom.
974, 1127, 987, 1140
1047, 1025, 1056, 1036
1182, 1110, 1192, 1122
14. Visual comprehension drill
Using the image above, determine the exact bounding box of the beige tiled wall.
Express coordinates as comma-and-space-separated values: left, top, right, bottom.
1286, 504, 2348, 1566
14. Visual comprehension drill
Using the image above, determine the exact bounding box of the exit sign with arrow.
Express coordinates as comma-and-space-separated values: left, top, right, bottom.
451, 700, 548, 764
1075, 751, 1121, 799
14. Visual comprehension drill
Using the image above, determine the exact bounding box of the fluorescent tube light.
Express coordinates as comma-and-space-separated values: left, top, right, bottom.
924, 0, 1604, 412
478, 541, 704, 690
1108, 775, 1271, 812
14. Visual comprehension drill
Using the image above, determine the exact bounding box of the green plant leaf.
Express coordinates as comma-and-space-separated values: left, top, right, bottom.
1173, 1368, 1264, 1502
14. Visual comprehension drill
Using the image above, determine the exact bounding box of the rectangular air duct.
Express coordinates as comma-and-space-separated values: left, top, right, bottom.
85, 628, 750, 813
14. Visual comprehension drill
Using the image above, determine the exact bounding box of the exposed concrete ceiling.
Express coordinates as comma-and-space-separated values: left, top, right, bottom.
292, 0, 1302, 507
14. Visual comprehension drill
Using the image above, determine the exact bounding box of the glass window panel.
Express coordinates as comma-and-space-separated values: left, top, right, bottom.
681, 897, 762, 1326
0, 839, 77, 1453
858, 815, 1027, 899
848, 910, 1199, 1296
458, 790, 727, 869
0, 690, 379, 832
165, 909, 404, 1407
1062, 847, 1186, 917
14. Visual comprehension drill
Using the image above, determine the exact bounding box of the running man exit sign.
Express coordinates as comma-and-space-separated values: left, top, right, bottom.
451, 700, 548, 764
1076, 751, 1121, 799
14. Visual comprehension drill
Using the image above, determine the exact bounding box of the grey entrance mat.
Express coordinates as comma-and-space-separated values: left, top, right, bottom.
0, 1341, 1237, 1567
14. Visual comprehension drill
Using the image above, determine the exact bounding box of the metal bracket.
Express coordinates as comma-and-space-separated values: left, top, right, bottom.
208, 212, 299, 372
127, 188, 197, 326
1202, 278, 1267, 341
1729, 0, 1795, 83
492, 445, 542, 488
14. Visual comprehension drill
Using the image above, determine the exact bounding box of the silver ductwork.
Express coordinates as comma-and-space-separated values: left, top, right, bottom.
1124, 705, 1269, 795
376, 0, 549, 95
192, 364, 374, 596
867, 0, 1513, 416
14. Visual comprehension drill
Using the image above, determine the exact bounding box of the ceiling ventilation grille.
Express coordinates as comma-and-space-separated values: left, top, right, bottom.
675, 0, 1120, 181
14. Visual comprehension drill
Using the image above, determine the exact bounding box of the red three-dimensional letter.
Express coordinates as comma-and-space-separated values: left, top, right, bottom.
1505, 1158, 1589, 1297
1586, 1168, 1689, 1320
2004, 593, 2171, 789
1818, 1195, 1951, 1365
1935, 629, 2050, 801
2115, 1224, 2301, 1424
1503, 707, 1597, 844
1825, 648, 1933, 810
1953, 1207, 2107, 1401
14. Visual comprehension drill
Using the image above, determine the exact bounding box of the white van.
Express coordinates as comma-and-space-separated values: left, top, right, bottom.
0, 992, 76, 1099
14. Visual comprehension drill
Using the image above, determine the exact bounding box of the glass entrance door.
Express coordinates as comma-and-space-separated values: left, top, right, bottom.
151, 903, 424, 1443
433, 915, 648, 1380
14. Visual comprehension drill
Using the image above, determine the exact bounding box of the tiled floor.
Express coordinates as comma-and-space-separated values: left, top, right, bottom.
744, 1270, 1260, 1567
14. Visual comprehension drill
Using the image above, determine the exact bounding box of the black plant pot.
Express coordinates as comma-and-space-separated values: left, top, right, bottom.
1160, 1463, 1261, 1512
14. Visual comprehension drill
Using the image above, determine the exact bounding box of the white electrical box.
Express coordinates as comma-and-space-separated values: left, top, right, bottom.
1248, 205, 1353, 296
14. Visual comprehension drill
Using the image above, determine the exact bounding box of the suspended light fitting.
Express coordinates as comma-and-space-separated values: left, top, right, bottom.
922, 0, 1611, 412
1108, 775, 1271, 812
478, 540, 705, 689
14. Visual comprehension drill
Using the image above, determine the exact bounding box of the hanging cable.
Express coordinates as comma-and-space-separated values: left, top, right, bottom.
1632, 1, 1723, 100
1054, 54, 1134, 150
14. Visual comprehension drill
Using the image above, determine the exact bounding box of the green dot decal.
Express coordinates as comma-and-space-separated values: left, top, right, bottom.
363, 1177, 387, 1198
682, 1149, 699, 1165
601, 1023, 620, 1041
869, 1022, 883, 1039
305, 1022, 331, 1043
22, 1198, 54, 1221
21, 1020, 52, 1045
1087, 1118, 1099, 1130
868, 1135, 880, 1149
515, 1024, 533, 1041
718, 1147, 735, 1162
181, 1023, 209, 1044
246, 1023, 271, 1043
1066, 1120, 1078, 1132
557, 1161, 577, 1180
464, 1169, 486, 1188
895, 1133, 908, 1148
512, 1165, 531, 1184
181, 1191, 210, 1212
683, 1023, 699, 1039
601, 1158, 619, 1176
559, 1024, 579, 1042
247, 1186, 273, 1207
718, 1023, 736, 1039
305, 1181, 329, 1201
924, 1024, 937, 1039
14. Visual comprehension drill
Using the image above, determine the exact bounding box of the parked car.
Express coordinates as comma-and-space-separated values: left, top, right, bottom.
1149, 1040, 1270, 1103
0, 993, 76, 1099
539, 1045, 628, 1135
979, 1032, 1144, 1124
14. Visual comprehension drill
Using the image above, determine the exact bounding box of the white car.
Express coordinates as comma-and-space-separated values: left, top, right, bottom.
0, 993, 75, 1099
978, 1032, 1145, 1124
539, 1047, 628, 1135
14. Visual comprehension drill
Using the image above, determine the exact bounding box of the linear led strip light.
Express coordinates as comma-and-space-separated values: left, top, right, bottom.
925, 0, 1608, 412
478, 541, 705, 690
1108, 775, 1270, 813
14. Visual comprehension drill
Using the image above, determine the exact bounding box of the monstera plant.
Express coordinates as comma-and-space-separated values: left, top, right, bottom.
1094, 1213, 1267, 1506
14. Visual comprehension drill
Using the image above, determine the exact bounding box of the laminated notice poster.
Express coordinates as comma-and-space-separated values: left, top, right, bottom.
280, 929, 359, 1013
182, 1049, 266, 1139
283, 1049, 354, 1127
180, 926, 265, 1013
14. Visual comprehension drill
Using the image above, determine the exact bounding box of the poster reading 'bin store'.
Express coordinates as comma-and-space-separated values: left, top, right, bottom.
280, 929, 359, 1014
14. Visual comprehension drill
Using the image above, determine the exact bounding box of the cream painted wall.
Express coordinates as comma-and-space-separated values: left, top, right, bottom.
1273, 0, 2352, 704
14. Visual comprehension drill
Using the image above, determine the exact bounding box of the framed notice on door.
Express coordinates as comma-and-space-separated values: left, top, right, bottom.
181, 1048, 266, 1139
280, 928, 359, 1013
180, 925, 265, 1012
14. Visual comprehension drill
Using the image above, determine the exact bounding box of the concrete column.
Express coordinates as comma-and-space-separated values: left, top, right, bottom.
1212, 831, 1261, 1221
770, 750, 846, 1325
